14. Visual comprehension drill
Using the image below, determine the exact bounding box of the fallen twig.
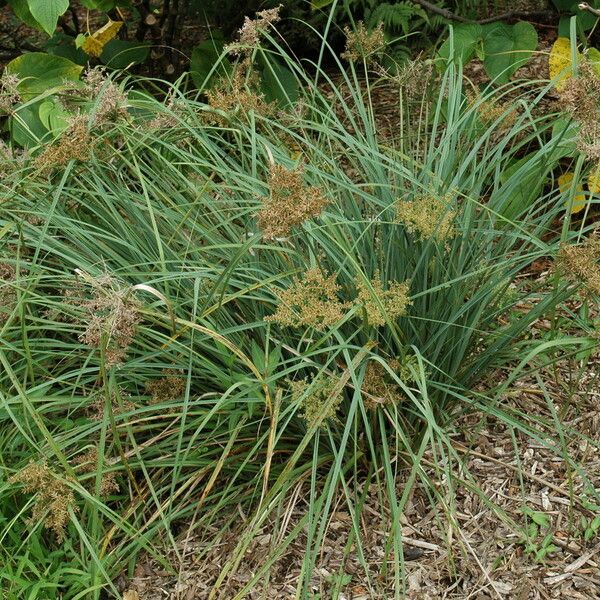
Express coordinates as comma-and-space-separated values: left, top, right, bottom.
411, 0, 555, 24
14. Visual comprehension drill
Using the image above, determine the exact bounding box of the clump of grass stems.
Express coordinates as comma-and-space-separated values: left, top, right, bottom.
0, 35, 598, 599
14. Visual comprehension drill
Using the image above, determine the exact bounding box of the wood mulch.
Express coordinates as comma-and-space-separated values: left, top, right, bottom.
122, 344, 600, 600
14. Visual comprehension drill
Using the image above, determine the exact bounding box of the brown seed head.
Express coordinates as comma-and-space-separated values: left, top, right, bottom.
395, 194, 456, 243
9, 462, 75, 541
0, 262, 16, 325
289, 375, 343, 425
227, 5, 282, 56
206, 63, 275, 124
361, 361, 404, 410
35, 114, 92, 172
341, 22, 385, 65
75, 273, 142, 368
258, 163, 330, 238
73, 448, 119, 498
266, 268, 348, 329
86, 387, 135, 420
556, 231, 600, 296
146, 368, 186, 404
0, 72, 21, 113
83, 67, 128, 126
355, 274, 411, 327
558, 59, 600, 160
467, 90, 518, 130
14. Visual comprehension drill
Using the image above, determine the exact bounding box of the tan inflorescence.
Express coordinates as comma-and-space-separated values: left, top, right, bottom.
76, 273, 142, 368
9, 462, 76, 541
0, 72, 21, 114
558, 59, 600, 161
361, 361, 404, 410
206, 65, 275, 125
379, 55, 436, 101
289, 375, 344, 425
0, 140, 28, 178
266, 268, 348, 329
556, 231, 600, 296
395, 193, 457, 243
227, 5, 282, 56
355, 275, 411, 327
86, 388, 136, 421
0, 262, 16, 324
35, 114, 92, 172
467, 91, 518, 130
257, 163, 330, 238
146, 368, 186, 404
146, 96, 185, 130
73, 448, 119, 498
341, 21, 385, 65
207, 5, 282, 123
82, 67, 129, 126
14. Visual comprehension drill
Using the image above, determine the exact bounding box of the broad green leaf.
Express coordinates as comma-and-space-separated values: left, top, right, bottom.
7, 0, 40, 29
498, 133, 571, 220
190, 33, 230, 90
100, 40, 150, 69
587, 47, 600, 77
529, 510, 550, 528
38, 99, 70, 135
27, 0, 69, 36
551, 117, 578, 157
6, 52, 83, 99
554, 0, 598, 32
552, 0, 573, 9
482, 22, 537, 85
9, 100, 49, 147
438, 23, 482, 65
259, 54, 299, 107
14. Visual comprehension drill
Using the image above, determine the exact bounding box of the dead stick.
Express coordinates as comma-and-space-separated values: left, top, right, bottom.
410, 0, 555, 24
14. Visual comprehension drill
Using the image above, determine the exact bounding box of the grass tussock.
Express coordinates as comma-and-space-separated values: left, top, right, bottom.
0, 35, 598, 599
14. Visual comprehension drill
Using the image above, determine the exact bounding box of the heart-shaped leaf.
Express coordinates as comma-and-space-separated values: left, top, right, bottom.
437, 23, 483, 66
482, 22, 537, 84
27, 0, 69, 36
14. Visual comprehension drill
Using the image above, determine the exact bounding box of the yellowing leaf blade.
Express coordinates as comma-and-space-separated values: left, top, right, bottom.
81, 20, 123, 57
558, 172, 587, 214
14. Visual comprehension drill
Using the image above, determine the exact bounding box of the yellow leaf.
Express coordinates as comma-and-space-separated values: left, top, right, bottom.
123, 591, 140, 600
549, 37, 576, 90
558, 172, 587, 214
82, 20, 124, 58
588, 166, 600, 194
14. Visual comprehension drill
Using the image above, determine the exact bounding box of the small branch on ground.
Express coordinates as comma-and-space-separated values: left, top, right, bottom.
410, 0, 555, 24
